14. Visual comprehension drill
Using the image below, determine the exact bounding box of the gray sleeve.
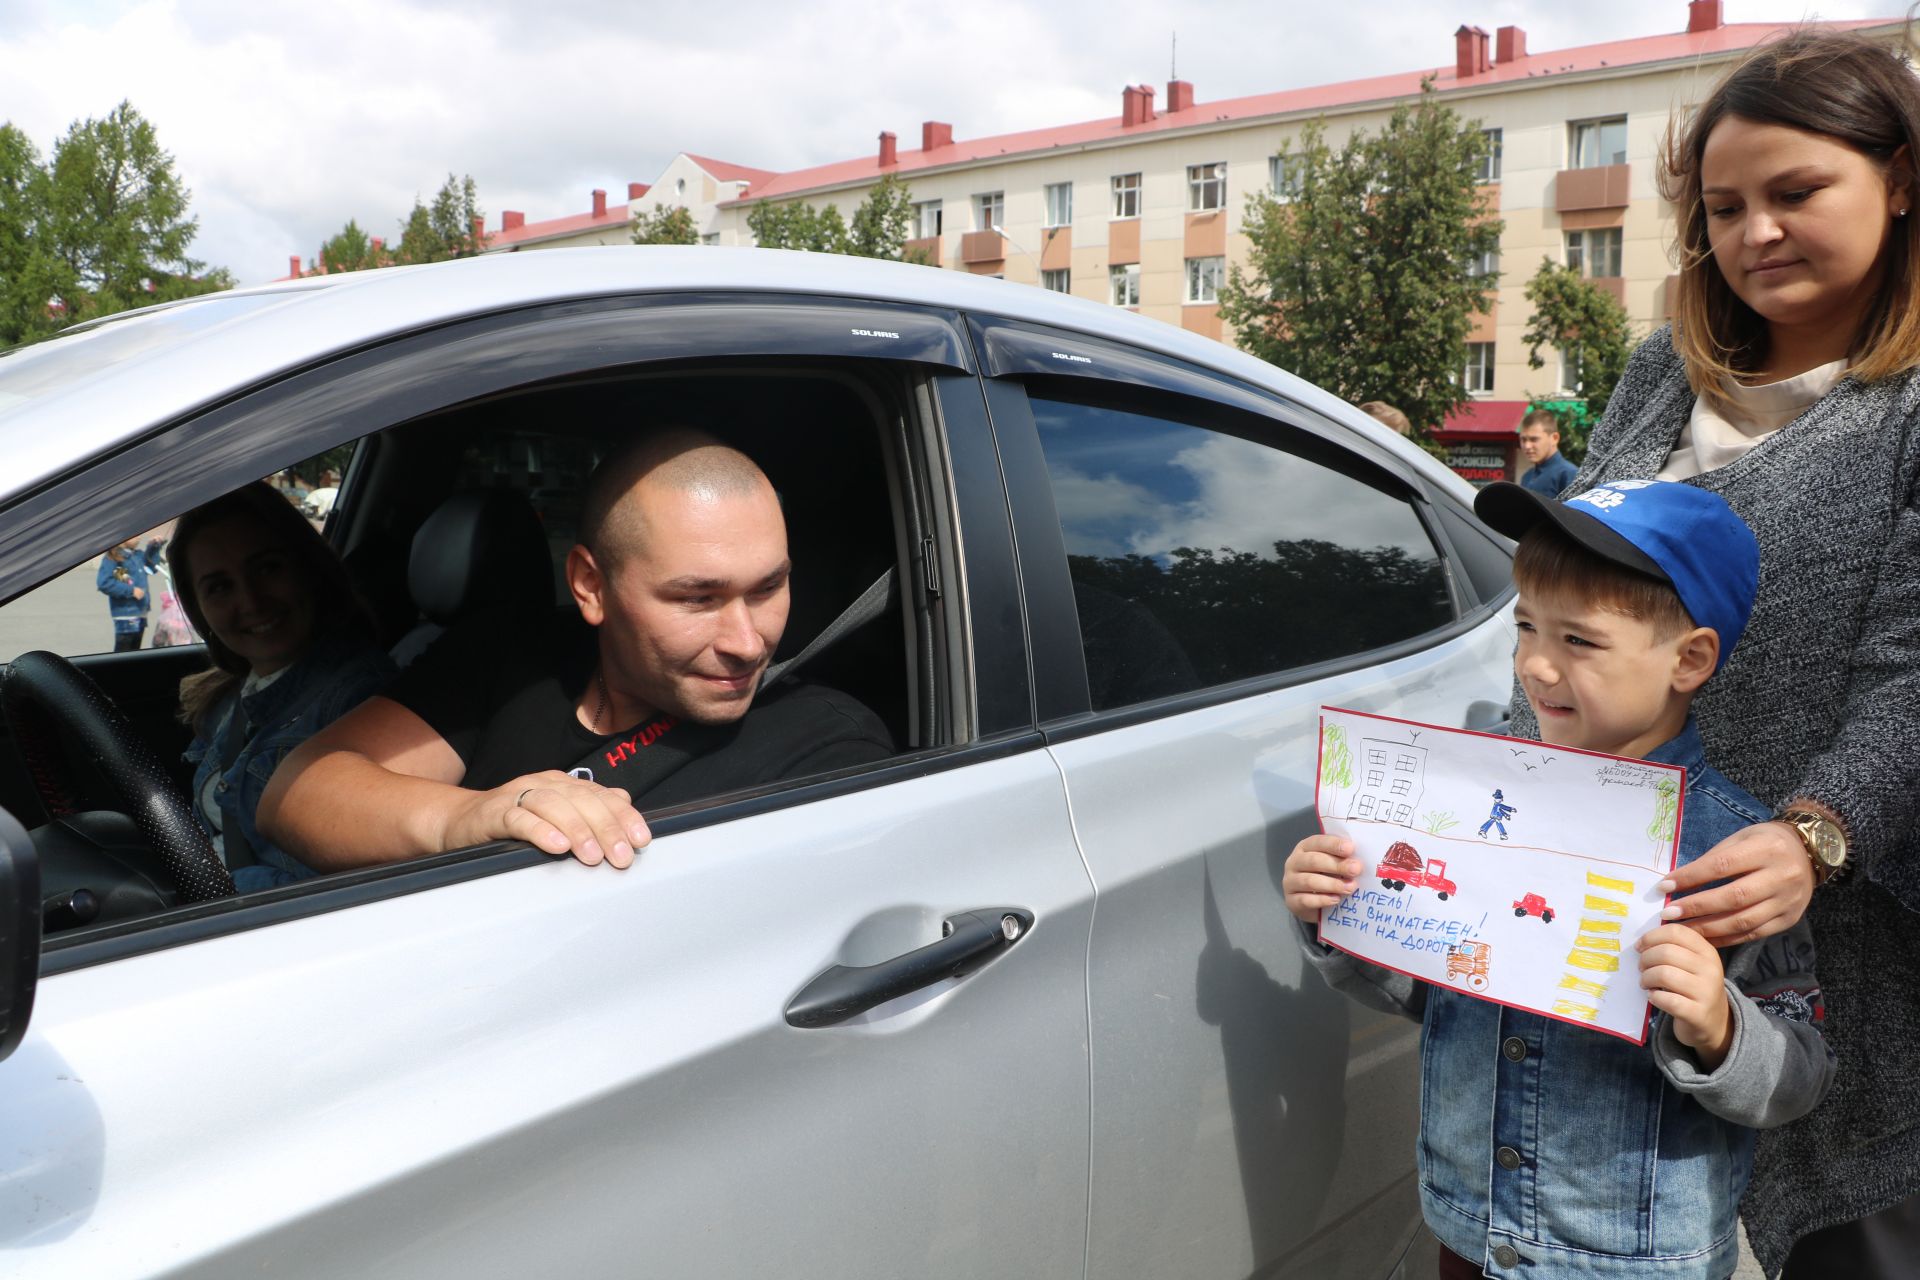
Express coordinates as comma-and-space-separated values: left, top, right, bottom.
1650, 922, 1835, 1129
1293, 917, 1427, 1023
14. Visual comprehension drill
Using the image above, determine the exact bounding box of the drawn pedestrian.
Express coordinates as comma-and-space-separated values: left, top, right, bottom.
1477, 788, 1517, 840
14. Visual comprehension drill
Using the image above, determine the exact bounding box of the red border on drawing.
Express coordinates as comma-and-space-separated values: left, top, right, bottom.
1312, 706, 1686, 1046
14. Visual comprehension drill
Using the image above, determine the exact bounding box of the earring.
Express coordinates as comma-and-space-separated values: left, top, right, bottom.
1900, 208, 1912, 218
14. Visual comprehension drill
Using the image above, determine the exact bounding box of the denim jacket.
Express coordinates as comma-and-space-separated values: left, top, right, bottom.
184, 627, 394, 891
1303, 720, 1834, 1279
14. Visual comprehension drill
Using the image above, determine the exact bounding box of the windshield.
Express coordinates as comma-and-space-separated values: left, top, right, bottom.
0, 293, 297, 422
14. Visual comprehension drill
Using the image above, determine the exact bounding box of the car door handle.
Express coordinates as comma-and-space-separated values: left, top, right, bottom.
785, 908, 1034, 1029
1465, 700, 1510, 734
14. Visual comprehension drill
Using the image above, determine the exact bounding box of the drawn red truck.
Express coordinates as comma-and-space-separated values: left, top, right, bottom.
1513, 893, 1555, 923
1376, 841, 1458, 900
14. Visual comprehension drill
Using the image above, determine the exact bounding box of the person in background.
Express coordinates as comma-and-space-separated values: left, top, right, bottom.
171, 481, 394, 891
96, 533, 164, 652
1516, 409, 1577, 497
1357, 401, 1412, 435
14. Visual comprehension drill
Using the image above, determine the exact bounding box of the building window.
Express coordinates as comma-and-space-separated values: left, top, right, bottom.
1269, 154, 1303, 202
1566, 228, 1622, 278
1187, 162, 1226, 212
1044, 182, 1073, 228
1570, 117, 1627, 169
974, 191, 1005, 233
1397, 754, 1418, 771
1368, 748, 1387, 765
1367, 770, 1386, 788
1391, 778, 1412, 796
1041, 268, 1071, 293
1109, 263, 1141, 307
1185, 256, 1224, 304
1477, 128, 1503, 183
1111, 172, 1141, 219
1467, 248, 1499, 279
1464, 343, 1495, 394
700, 233, 719, 246
914, 200, 943, 238
1561, 346, 1585, 394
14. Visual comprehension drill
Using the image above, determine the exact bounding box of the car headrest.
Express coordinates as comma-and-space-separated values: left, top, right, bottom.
408, 490, 556, 625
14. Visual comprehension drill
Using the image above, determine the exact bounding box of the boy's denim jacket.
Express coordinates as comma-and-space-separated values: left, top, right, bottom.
184, 627, 394, 890
1302, 720, 1834, 1279
96, 544, 160, 634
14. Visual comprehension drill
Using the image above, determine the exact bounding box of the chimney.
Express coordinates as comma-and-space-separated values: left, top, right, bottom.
471, 214, 486, 242
1121, 84, 1158, 127
878, 130, 897, 167
1688, 0, 1723, 33
591, 188, 607, 218
628, 182, 648, 200
501, 211, 525, 231
288, 254, 302, 278
1496, 25, 1526, 63
1167, 79, 1194, 112
1455, 25, 1491, 79
921, 120, 952, 151
371, 237, 384, 253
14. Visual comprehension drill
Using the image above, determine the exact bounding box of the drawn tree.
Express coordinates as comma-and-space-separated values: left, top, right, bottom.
1420, 811, 1459, 836
1647, 777, 1679, 854
1320, 724, 1353, 815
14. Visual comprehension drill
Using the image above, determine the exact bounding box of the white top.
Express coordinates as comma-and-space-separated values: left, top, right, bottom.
1659, 359, 1848, 480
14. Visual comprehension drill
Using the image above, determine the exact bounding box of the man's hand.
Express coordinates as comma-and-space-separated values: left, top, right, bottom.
441, 770, 651, 868
1658, 821, 1814, 946
1637, 922, 1733, 1070
1283, 834, 1360, 923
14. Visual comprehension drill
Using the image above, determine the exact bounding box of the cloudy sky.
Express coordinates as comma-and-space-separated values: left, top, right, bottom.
0, 0, 1892, 284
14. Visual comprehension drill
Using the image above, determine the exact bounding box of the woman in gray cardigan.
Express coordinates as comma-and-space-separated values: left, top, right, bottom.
1513, 31, 1920, 1277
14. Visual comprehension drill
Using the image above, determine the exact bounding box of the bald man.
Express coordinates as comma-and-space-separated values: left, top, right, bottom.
258, 429, 893, 872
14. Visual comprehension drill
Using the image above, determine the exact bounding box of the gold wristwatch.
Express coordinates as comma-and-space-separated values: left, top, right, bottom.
1778, 807, 1849, 886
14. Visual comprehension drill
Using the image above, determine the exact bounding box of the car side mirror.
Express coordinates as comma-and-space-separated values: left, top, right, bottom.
0, 805, 41, 1064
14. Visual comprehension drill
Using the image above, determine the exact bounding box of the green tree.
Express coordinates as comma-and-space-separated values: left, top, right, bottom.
394, 173, 483, 264
1217, 83, 1503, 438
317, 218, 386, 274
0, 124, 61, 345
39, 101, 225, 326
631, 204, 700, 245
847, 173, 915, 260
746, 199, 849, 254
1521, 258, 1634, 442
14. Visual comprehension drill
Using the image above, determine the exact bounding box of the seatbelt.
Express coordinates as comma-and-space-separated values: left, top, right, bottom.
761, 567, 897, 690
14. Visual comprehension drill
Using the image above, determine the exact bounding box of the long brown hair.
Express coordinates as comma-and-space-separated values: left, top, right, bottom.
1658, 27, 1920, 404
171, 481, 372, 733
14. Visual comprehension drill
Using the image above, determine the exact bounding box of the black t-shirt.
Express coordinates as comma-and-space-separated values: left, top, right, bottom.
384, 610, 895, 807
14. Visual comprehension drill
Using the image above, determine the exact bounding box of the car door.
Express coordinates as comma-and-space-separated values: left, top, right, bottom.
969, 316, 1516, 1279
0, 296, 1095, 1277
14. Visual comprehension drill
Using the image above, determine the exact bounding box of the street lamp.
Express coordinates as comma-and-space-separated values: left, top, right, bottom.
990, 223, 1042, 286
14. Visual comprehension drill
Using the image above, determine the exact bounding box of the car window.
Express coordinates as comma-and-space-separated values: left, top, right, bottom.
0, 444, 351, 663
1029, 393, 1454, 711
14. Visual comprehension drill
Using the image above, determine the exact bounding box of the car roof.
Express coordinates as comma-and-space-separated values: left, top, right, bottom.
0, 246, 1466, 503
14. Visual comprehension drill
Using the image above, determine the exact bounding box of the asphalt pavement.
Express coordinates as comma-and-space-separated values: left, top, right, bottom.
0, 559, 126, 664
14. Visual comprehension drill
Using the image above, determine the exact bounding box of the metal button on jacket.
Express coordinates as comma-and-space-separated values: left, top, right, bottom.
1493, 1243, 1521, 1267
1502, 1036, 1527, 1062
1496, 1145, 1522, 1170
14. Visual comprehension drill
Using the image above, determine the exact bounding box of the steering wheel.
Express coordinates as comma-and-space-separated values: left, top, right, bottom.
0, 650, 235, 904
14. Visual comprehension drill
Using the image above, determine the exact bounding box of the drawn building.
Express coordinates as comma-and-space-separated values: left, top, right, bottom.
1348, 739, 1427, 826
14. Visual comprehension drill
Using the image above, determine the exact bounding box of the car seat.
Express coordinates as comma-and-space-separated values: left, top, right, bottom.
391, 490, 556, 667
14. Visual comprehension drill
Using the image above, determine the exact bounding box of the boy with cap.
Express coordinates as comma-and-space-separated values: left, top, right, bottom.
1283, 480, 1833, 1280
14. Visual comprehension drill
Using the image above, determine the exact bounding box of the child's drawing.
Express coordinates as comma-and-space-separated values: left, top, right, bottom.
1446, 940, 1493, 992
1513, 893, 1555, 923
1375, 840, 1457, 900
1477, 789, 1518, 840
1314, 706, 1686, 1043
1348, 738, 1427, 825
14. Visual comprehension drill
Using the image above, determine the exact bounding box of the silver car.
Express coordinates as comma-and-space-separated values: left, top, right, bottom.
0, 248, 1514, 1277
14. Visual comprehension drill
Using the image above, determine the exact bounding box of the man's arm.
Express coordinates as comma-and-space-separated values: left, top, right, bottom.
258, 695, 651, 872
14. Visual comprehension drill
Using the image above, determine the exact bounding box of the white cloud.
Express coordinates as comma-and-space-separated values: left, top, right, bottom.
0, 0, 1888, 284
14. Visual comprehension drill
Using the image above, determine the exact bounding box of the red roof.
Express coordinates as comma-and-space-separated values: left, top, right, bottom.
681, 154, 777, 189
1439, 400, 1530, 438
726, 17, 1897, 205
487, 203, 633, 250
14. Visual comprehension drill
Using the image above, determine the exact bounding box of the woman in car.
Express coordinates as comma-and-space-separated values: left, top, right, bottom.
171, 481, 395, 891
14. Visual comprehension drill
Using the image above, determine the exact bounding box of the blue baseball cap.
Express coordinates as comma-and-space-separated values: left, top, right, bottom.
1474, 479, 1759, 670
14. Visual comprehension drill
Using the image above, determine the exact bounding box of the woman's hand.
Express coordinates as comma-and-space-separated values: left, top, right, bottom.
1283, 834, 1360, 923
1637, 922, 1734, 1070
1659, 820, 1814, 946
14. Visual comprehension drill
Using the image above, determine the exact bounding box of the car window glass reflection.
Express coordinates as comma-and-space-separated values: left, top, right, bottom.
1031, 395, 1454, 709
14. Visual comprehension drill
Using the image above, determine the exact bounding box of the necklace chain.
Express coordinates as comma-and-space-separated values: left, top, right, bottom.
593, 669, 610, 733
